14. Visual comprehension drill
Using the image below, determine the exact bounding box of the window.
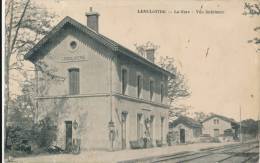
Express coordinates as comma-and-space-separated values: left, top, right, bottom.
214, 119, 219, 124
137, 114, 142, 139
70, 41, 77, 49
69, 68, 80, 95
160, 84, 164, 103
150, 115, 154, 139
122, 69, 127, 95
149, 80, 154, 101
137, 75, 142, 98
161, 117, 165, 142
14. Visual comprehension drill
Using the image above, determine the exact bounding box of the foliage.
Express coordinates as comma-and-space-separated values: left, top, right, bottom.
134, 41, 159, 57
4, 0, 58, 148
129, 139, 145, 149
166, 131, 176, 146
243, 2, 260, 53
193, 112, 213, 122
156, 140, 163, 147
241, 119, 258, 136
158, 56, 190, 104
169, 105, 194, 120
34, 116, 57, 148
134, 42, 190, 104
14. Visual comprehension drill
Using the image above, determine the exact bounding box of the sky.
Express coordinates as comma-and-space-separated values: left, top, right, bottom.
9, 0, 260, 121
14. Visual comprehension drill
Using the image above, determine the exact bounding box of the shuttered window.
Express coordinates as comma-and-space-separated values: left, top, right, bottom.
161, 84, 164, 103
149, 80, 154, 101
69, 68, 80, 95
137, 75, 142, 98
122, 69, 127, 95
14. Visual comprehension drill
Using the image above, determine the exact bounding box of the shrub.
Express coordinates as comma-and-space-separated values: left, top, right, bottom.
129, 139, 144, 149
33, 116, 57, 148
167, 131, 175, 146
156, 140, 163, 147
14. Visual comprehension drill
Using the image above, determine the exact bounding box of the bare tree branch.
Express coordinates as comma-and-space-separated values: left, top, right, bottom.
10, 0, 31, 53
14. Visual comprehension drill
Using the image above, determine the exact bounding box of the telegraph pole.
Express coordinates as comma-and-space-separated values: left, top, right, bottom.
257, 105, 260, 143
240, 105, 242, 144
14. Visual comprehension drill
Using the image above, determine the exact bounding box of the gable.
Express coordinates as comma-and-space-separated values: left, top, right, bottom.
24, 16, 173, 77
34, 24, 114, 64
202, 114, 237, 125
171, 116, 202, 128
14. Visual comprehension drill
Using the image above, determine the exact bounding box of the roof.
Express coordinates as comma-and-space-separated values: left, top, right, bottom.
24, 16, 173, 77
202, 114, 238, 124
170, 115, 202, 128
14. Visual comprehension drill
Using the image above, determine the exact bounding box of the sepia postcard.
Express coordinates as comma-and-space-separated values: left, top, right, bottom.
2, 0, 260, 162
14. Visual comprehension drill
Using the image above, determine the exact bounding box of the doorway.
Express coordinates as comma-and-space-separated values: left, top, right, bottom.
65, 121, 72, 150
180, 129, 185, 143
214, 129, 220, 137
121, 111, 128, 149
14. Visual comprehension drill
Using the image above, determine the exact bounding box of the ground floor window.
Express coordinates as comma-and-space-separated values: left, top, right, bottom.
161, 117, 165, 142
137, 114, 143, 139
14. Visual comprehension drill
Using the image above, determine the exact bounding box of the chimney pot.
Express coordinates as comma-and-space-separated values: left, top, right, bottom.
146, 48, 155, 63
85, 7, 100, 32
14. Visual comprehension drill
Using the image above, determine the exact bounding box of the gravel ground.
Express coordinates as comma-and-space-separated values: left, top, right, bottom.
7, 142, 238, 163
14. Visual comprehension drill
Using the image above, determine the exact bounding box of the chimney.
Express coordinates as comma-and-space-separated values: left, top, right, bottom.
146, 48, 155, 63
85, 7, 100, 32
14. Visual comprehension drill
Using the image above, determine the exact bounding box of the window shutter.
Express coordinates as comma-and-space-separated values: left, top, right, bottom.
69, 68, 80, 95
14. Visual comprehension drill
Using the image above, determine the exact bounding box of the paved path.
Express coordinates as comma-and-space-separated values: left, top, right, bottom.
9, 142, 237, 163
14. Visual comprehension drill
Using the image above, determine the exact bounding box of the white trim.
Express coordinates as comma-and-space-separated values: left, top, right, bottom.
68, 39, 79, 52
115, 93, 170, 109
36, 93, 110, 99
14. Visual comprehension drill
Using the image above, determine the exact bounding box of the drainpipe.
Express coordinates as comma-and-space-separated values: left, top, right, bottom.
35, 65, 39, 123
109, 55, 116, 151
110, 56, 114, 122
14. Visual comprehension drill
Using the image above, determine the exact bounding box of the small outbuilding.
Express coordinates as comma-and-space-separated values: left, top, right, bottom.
201, 114, 239, 140
170, 116, 202, 144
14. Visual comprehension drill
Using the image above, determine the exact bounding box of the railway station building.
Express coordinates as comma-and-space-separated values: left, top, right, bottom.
25, 8, 172, 151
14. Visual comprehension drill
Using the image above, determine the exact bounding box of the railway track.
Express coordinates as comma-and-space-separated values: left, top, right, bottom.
119, 140, 259, 163
152, 141, 259, 163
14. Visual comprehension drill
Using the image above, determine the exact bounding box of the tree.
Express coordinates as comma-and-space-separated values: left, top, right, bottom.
193, 112, 212, 122
157, 56, 190, 104
243, 2, 260, 53
241, 119, 258, 137
134, 42, 190, 104
135, 42, 190, 121
5, 0, 58, 148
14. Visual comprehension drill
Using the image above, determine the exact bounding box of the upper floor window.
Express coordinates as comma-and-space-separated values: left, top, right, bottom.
160, 84, 164, 103
137, 74, 142, 98
149, 80, 154, 101
213, 119, 219, 124
69, 68, 80, 95
122, 69, 128, 95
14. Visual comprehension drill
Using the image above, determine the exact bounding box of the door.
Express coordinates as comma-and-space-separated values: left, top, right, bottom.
180, 129, 185, 143
65, 121, 72, 150
214, 129, 220, 137
121, 112, 128, 149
